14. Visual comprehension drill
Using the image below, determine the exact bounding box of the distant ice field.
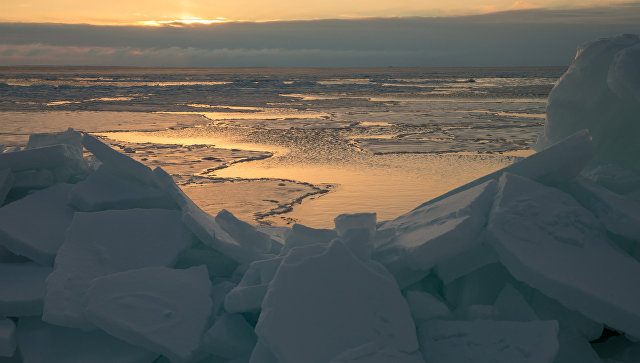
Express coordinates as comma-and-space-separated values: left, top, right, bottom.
0, 66, 564, 227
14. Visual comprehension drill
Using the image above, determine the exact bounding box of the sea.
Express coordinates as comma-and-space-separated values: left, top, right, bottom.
0, 66, 566, 228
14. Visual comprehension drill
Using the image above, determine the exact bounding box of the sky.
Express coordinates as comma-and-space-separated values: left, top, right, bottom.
1, 1, 639, 67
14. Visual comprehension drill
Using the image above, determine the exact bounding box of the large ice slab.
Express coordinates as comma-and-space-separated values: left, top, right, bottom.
26, 128, 83, 156
539, 34, 640, 170
418, 319, 559, 363
255, 240, 423, 363
0, 169, 13, 206
493, 283, 538, 322
329, 343, 425, 363
0, 318, 16, 358
375, 180, 496, 277
84, 266, 213, 363
487, 172, 640, 337
280, 223, 336, 255
0, 263, 51, 317
334, 212, 376, 237
44, 209, 191, 329
69, 165, 177, 211
414, 129, 593, 209
82, 133, 156, 186
405, 290, 451, 323
567, 177, 640, 240
224, 257, 282, 313
17, 317, 157, 363
0, 144, 83, 173
200, 313, 256, 360
0, 184, 75, 265
215, 210, 277, 254
154, 167, 273, 264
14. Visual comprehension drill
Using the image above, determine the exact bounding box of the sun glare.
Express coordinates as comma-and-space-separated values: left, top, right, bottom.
138, 17, 228, 26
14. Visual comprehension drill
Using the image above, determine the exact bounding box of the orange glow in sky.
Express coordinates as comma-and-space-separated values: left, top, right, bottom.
0, 0, 634, 25
138, 17, 229, 26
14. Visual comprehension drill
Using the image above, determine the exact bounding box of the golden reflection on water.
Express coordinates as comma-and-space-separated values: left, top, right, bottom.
215, 153, 516, 228
96, 132, 289, 155
103, 130, 525, 228
156, 108, 330, 121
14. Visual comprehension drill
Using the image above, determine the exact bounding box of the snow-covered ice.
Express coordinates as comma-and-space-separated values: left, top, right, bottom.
0, 184, 75, 265
43, 209, 191, 329
540, 34, 640, 171
488, 172, 640, 337
418, 320, 559, 363
224, 257, 282, 313
200, 313, 257, 360
0, 144, 84, 175
405, 290, 451, 323
333, 212, 376, 237
0, 264, 51, 317
375, 179, 496, 286
567, 176, 640, 241
255, 240, 423, 363
154, 167, 276, 264
69, 165, 176, 211
84, 266, 212, 363
280, 223, 336, 255
16, 317, 157, 363
0, 318, 16, 358
82, 133, 156, 186
0, 169, 14, 206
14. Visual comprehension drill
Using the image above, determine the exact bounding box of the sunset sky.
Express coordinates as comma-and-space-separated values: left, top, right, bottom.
0, 0, 636, 24
1, 1, 639, 66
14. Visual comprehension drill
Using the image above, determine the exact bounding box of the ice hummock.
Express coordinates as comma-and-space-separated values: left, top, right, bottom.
0, 34, 639, 363
84, 266, 213, 363
43, 209, 191, 330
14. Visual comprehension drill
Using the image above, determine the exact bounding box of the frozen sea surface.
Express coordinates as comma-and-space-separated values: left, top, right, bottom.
0, 66, 563, 226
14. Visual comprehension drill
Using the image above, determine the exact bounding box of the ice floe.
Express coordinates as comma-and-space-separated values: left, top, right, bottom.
0, 34, 639, 363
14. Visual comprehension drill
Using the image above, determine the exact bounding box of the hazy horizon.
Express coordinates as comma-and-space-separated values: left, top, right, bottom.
1, 2, 639, 67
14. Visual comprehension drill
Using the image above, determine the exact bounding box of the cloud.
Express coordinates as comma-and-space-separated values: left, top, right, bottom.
1, 3, 639, 67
